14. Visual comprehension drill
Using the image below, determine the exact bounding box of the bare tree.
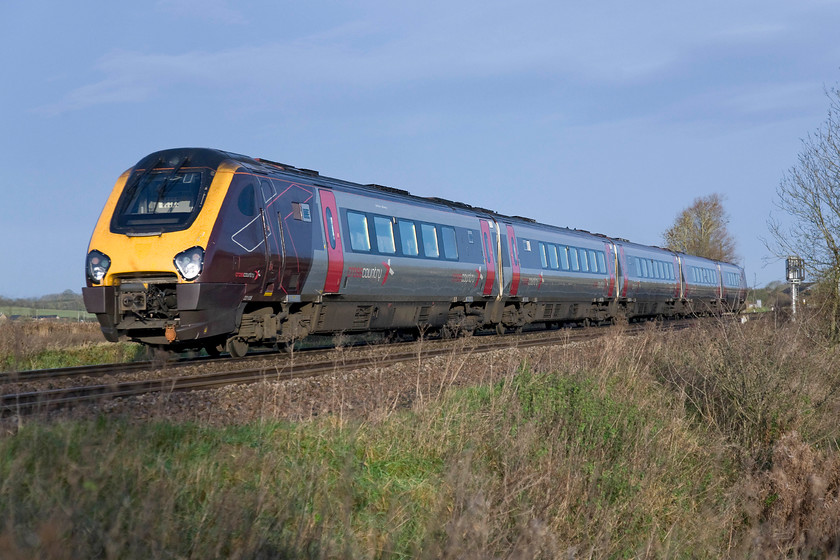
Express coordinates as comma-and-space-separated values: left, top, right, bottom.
663, 193, 738, 262
767, 87, 840, 335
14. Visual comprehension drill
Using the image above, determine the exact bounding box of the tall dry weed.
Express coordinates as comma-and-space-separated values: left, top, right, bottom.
651, 318, 840, 462
737, 431, 840, 558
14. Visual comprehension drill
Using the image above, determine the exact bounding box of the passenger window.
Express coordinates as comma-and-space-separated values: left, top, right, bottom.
640, 259, 648, 278
570, 248, 580, 271
597, 251, 607, 274
559, 246, 570, 270
398, 220, 418, 256
421, 223, 439, 258
539, 243, 548, 269
588, 250, 598, 273
442, 226, 458, 259
347, 211, 371, 252
374, 216, 396, 254
548, 244, 559, 269
578, 248, 589, 272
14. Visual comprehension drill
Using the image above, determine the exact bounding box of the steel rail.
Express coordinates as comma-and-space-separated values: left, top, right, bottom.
1, 319, 698, 417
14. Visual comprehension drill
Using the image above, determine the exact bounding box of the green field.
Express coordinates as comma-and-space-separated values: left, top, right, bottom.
0, 306, 95, 321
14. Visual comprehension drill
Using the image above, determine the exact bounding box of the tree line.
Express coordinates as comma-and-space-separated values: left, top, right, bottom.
0, 289, 87, 311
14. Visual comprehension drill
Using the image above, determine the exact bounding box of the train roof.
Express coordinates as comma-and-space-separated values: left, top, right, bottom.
132, 148, 744, 272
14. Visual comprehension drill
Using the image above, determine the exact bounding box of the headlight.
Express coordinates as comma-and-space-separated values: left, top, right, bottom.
86, 250, 111, 284
174, 247, 204, 281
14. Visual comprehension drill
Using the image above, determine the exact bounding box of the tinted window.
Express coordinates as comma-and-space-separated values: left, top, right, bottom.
539, 243, 548, 268
570, 248, 579, 271
421, 224, 439, 258
559, 246, 570, 270
597, 251, 607, 274
442, 226, 458, 259
112, 169, 209, 234
548, 244, 559, 269
347, 211, 370, 252
398, 220, 418, 256
374, 216, 395, 254
578, 248, 589, 272
588, 250, 598, 272
238, 184, 256, 216
325, 207, 336, 250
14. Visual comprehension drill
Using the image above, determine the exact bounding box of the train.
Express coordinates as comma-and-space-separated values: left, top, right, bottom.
83, 147, 748, 357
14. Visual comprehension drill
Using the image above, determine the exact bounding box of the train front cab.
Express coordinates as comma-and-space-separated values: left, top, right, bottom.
83, 149, 253, 352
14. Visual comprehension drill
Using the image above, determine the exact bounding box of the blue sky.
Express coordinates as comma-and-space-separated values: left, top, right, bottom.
2, 0, 839, 297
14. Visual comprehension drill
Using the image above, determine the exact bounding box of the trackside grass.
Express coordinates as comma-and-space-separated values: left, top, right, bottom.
0, 320, 143, 371
1, 318, 839, 558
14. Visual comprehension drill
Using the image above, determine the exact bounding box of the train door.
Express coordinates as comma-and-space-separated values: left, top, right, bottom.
230, 177, 269, 294
258, 177, 284, 297
505, 225, 520, 296
617, 245, 629, 298
479, 219, 496, 297
603, 242, 616, 298
319, 189, 343, 293
672, 255, 682, 299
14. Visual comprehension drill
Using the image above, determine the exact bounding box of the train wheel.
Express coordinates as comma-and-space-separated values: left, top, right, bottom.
226, 337, 249, 358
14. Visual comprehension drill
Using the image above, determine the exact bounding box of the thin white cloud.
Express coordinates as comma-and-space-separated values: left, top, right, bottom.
35, 0, 836, 118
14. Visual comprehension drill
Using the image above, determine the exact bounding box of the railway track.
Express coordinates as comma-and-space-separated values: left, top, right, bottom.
1, 320, 698, 417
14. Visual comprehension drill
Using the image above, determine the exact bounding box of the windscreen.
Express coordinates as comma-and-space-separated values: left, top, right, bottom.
111, 167, 211, 234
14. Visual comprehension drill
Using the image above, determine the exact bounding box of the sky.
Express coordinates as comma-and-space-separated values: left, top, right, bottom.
2, 0, 839, 298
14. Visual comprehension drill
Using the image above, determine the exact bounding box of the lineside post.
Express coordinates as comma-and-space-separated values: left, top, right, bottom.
786, 256, 804, 320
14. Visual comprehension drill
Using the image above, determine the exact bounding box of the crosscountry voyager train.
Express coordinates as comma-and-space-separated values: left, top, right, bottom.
83, 148, 747, 356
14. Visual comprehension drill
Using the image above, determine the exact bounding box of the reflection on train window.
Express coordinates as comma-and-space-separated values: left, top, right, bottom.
398, 220, 418, 256
569, 247, 580, 271
374, 216, 395, 254
325, 208, 336, 250
588, 250, 598, 273
421, 224, 439, 258
597, 251, 607, 274
559, 246, 570, 270
539, 243, 548, 268
548, 244, 559, 270
347, 211, 371, 252
442, 226, 458, 260
578, 249, 589, 272
238, 185, 256, 216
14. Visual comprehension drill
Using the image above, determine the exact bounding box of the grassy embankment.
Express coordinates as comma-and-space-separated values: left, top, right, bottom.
1, 318, 839, 558
0, 320, 143, 371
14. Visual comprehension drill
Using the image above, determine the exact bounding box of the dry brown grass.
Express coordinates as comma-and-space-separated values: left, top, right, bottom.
0, 320, 104, 356
0, 319, 141, 371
